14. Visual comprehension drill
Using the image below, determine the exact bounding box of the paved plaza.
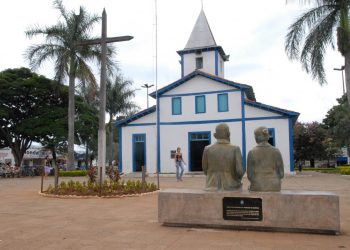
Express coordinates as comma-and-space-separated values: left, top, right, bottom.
0, 172, 350, 250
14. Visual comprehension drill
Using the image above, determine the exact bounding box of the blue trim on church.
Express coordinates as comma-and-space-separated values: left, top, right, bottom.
288, 118, 295, 172
176, 45, 229, 62
118, 127, 122, 173
241, 90, 247, 170
181, 54, 184, 78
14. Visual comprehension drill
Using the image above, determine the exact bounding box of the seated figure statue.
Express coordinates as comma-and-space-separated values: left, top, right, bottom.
247, 126, 284, 192
202, 123, 244, 191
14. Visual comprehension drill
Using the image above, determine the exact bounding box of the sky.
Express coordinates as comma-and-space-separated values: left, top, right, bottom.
0, 0, 346, 123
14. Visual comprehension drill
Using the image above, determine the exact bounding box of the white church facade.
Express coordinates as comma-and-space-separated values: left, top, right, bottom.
115, 10, 299, 174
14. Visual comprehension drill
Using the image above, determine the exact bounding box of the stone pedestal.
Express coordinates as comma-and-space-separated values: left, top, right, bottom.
158, 189, 340, 234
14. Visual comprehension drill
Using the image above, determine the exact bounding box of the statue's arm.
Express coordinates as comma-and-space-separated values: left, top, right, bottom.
247, 151, 253, 181
276, 149, 284, 178
202, 146, 208, 175
234, 147, 244, 179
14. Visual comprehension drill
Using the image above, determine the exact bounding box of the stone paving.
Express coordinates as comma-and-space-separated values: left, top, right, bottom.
0, 172, 349, 250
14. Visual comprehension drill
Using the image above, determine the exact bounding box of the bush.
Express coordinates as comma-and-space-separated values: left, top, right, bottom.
340, 169, 350, 175
59, 170, 87, 177
87, 166, 97, 183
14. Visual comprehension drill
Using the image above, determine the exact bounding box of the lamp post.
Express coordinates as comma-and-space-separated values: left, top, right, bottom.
141, 84, 154, 108
333, 66, 345, 95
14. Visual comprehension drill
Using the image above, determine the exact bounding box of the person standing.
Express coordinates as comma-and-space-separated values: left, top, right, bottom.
174, 147, 185, 182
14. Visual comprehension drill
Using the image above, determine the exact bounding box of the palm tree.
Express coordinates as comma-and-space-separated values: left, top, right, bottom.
285, 0, 350, 106
25, 0, 116, 170
106, 72, 139, 165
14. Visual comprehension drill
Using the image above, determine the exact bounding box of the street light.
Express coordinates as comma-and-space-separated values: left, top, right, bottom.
333, 66, 345, 95
141, 84, 154, 108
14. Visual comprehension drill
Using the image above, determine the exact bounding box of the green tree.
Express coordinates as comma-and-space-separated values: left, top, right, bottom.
293, 121, 327, 167
75, 96, 99, 168
323, 95, 350, 147
106, 72, 138, 165
285, 0, 350, 106
0, 68, 63, 167
25, 0, 116, 170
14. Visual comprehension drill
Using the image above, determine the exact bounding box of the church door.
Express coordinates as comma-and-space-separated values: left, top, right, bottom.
188, 132, 211, 171
132, 134, 146, 172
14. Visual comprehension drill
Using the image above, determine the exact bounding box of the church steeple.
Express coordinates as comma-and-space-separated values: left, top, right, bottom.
177, 9, 229, 78
185, 9, 216, 50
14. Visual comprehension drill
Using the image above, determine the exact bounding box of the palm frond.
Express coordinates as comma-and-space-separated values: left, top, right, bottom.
300, 10, 339, 84
285, 4, 336, 59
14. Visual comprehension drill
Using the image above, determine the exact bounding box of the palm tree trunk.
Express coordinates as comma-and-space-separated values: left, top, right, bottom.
67, 62, 75, 171
345, 52, 350, 106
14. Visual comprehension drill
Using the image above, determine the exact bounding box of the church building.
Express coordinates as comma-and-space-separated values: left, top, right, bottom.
115, 9, 299, 174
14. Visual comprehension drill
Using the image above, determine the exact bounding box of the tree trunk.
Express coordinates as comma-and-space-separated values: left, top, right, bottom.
11, 138, 31, 168
344, 52, 350, 106
67, 62, 76, 171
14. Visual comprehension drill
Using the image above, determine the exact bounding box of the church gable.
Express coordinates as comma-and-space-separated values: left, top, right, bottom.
164, 75, 236, 96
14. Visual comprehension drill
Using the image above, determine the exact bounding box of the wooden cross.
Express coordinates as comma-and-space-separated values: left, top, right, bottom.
77, 9, 133, 179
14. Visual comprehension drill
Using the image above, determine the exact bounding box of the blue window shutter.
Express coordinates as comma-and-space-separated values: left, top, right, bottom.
172, 97, 182, 115
195, 95, 206, 113
218, 93, 228, 112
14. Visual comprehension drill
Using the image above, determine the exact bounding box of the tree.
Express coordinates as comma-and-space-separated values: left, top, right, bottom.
0, 68, 64, 167
323, 95, 350, 147
293, 121, 327, 167
25, 0, 116, 170
285, 0, 350, 106
106, 72, 138, 165
75, 96, 99, 168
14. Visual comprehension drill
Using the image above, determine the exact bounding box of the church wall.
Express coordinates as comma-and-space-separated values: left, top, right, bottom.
159, 76, 241, 123
245, 118, 291, 173
129, 112, 156, 125
245, 105, 283, 118
159, 122, 243, 173
120, 125, 157, 174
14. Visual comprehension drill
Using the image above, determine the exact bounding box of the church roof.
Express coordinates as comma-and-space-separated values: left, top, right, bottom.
184, 9, 216, 50
149, 70, 256, 101
114, 105, 156, 127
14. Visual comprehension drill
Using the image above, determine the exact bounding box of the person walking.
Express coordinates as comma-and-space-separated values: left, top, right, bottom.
174, 147, 185, 182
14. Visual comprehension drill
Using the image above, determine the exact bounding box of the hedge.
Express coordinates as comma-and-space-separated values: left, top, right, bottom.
59, 170, 87, 177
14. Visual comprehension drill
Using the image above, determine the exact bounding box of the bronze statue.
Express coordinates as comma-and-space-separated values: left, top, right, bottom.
202, 123, 244, 191
247, 126, 284, 192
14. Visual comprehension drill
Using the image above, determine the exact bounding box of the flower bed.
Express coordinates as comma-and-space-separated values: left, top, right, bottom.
44, 179, 158, 197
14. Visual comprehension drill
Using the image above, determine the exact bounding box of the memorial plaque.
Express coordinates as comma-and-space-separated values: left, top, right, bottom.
223, 197, 262, 221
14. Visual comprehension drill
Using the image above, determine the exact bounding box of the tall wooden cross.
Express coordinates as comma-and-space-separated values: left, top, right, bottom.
78, 9, 133, 179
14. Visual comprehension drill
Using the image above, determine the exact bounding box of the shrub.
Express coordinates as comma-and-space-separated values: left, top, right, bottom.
107, 166, 120, 183
87, 166, 97, 183
59, 170, 87, 177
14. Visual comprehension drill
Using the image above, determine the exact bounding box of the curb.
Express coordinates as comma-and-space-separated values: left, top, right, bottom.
38, 189, 160, 199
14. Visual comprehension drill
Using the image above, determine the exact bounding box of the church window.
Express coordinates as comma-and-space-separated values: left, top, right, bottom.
196, 57, 203, 69
217, 93, 228, 112
195, 95, 206, 113
172, 97, 182, 115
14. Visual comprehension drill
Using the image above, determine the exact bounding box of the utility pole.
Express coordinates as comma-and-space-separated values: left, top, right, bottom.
76, 9, 133, 180
141, 84, 154, 108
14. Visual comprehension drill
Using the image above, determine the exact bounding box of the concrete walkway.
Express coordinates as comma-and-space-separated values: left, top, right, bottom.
0, 172, 349, 250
